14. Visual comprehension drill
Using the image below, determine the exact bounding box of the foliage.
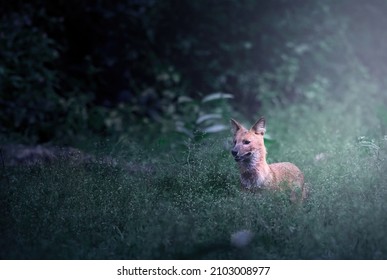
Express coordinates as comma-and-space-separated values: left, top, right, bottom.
1, 1, 387, 144
1, 91, 387, 259
0, 6, 101, 144
171, 92, 234, 141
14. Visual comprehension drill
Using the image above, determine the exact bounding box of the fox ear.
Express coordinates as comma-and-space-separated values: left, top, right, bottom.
251, 117, 266, 135
230, 119, 243, 135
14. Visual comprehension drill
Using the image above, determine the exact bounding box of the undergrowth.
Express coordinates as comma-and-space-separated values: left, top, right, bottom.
1, 97, 387, 260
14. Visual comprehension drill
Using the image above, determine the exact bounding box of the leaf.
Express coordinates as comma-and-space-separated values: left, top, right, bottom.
196, 113, 221, 124
264, 133, 273, 141
177, 96, 193, 103
175, 122, 194, 137
201, 92, 233, 103
202, 124, 228, 133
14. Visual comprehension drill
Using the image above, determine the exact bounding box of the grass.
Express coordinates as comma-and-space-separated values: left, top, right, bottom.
1, 97, 387, 260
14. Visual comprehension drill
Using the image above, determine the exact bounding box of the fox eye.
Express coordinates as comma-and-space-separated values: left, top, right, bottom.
243, 140, 250, 145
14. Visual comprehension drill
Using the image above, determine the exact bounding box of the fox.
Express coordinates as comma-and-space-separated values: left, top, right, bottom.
231, 117, 307, 202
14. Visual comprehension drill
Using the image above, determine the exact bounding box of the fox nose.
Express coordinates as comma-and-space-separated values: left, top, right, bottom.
231, 149, 238, 157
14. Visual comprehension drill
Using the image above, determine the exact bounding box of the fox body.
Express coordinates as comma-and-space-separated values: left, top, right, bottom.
231, 117, 307, 201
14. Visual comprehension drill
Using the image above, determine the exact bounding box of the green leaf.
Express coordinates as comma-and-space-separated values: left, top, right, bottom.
196, 113, 221, 124
175, 122, 194, 137
264, 133, 273, 141
201, 93, 233, 103
202, 124, 228, 133
178, 96, 193, 103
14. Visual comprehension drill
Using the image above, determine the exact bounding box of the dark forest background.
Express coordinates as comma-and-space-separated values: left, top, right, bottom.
1, 0, 387, 146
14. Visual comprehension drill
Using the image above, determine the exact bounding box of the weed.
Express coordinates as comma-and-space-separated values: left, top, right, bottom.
1, 96, 387, 259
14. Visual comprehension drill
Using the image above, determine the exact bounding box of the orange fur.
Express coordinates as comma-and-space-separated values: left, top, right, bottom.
231, 117, 307, 202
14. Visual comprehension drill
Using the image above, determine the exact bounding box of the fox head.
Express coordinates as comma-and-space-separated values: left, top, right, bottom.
230, 117, 267, 164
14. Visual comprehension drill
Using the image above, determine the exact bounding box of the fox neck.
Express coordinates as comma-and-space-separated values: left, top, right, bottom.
238, 148, 271, 189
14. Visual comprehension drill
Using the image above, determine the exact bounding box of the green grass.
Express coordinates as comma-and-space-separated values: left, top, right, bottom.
1, 98, 387, 259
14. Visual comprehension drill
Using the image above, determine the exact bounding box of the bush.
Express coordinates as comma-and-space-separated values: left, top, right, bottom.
0, 6, 98, 144
2, 1, 387, 145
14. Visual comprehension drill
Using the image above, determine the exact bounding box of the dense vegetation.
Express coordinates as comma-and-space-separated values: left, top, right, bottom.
2, 104, 387, 259
2, 0, 387, 145
1, 1, 387, 259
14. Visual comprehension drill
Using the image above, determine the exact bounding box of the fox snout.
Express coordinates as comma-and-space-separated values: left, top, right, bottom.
231, 149, 241, 162
231, 148, 252, 162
